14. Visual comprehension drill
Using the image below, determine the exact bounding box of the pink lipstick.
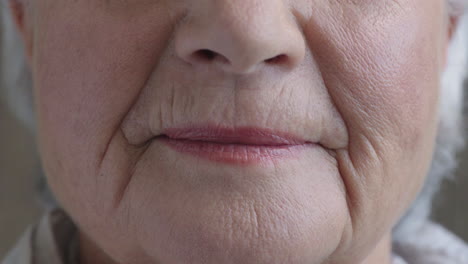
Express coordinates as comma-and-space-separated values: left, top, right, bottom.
158, 127, 312, 165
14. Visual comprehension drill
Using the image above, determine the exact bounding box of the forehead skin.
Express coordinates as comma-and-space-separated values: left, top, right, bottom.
23, 0, 448, 263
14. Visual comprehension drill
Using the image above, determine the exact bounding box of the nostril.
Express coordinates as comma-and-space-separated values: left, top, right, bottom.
197, 49, 217, 60
189, 50, 291, 72
265, 54, 288, 65
191, 49, 231, 65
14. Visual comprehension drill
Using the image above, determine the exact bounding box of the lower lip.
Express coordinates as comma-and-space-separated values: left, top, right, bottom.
160, 137, 310, 165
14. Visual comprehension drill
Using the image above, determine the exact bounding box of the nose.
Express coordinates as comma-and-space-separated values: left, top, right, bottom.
175, 0, 305, 74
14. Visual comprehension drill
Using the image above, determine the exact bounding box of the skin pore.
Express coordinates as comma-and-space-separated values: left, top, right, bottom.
10, 0, 454, 263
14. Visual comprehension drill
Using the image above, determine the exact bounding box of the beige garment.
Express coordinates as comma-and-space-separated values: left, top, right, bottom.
2, 208, 468, 264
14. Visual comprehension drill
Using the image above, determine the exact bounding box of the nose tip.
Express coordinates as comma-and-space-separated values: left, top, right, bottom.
174, 1, 305, 74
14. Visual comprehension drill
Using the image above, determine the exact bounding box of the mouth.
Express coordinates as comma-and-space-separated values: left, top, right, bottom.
156, 126, 315, 165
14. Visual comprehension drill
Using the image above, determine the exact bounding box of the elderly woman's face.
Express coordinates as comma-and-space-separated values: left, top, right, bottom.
18, 0, 449, 263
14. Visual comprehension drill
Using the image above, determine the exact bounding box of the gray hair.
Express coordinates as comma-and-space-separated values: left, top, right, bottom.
1, 0, 468, 239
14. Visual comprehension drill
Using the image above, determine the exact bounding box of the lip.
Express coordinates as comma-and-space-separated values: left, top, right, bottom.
157, 127, 314, 165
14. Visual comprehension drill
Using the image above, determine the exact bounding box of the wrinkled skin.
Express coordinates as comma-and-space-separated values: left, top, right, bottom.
11, 0, 452, 263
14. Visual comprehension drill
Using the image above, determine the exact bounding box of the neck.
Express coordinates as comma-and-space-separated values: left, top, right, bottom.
361, 233, 393, 264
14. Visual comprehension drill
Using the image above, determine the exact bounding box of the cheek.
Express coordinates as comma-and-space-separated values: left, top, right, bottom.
305, 3, 444, 260
312, 3, 442, 188
308, 9, 442, 146
32, 4, 174, 213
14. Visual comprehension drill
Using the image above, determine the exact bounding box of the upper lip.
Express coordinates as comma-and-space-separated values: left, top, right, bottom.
161, 126, 309, 146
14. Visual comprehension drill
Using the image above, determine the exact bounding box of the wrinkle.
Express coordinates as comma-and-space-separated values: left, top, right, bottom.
113, 130, 152, 211
170, 82, 176, 125
250, 202, 261, 240
97, 50, 163, 213
233, 77, 239, 127
334, 149, 358, 250
263, 89, 279, 129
